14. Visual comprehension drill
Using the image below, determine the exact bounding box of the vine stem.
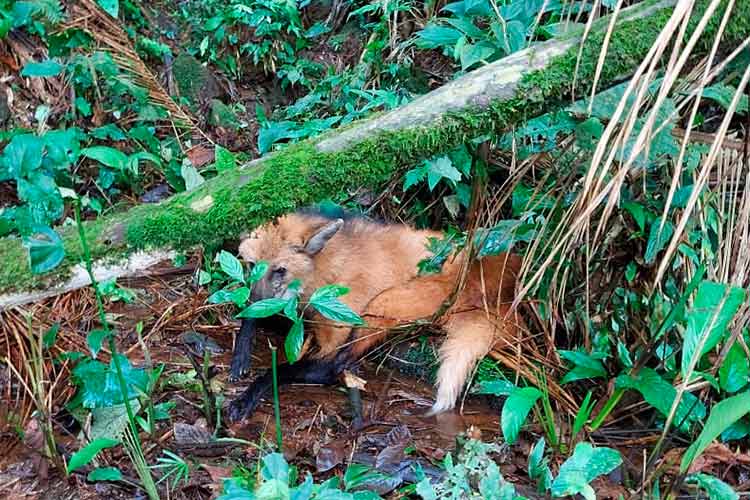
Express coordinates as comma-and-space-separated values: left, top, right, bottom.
270, 342, 283, 451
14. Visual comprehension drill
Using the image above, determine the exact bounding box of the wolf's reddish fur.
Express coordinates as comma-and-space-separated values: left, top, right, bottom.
238, 211, 524, 414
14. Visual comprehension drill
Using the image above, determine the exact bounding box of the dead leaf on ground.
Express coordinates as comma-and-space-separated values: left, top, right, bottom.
201, 464, 234, 493
316, 438, 349, 472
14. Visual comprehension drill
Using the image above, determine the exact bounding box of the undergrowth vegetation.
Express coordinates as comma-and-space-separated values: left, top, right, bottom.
1, 0, 749, 498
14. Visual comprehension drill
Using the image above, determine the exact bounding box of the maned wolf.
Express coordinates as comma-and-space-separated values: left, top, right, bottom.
227, 208, 524, 421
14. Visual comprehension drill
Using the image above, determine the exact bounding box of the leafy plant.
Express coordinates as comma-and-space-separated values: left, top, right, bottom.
549, 443, 622, 499
151, 450, 190, 489
239, 281, 364, 363
218, 452, 386, 499
415, 438, 523, 499
415, 0, 588, 71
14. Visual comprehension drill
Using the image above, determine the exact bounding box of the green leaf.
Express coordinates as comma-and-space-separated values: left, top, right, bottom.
310, 285, 363, 326
67, 438, 120, 474
1, 133, 44, 180
248, 261, 269, 284
644, 221, 673, 264
682, 281, 746, 379
23, 226, 65, 274
458, 41, 496, 70
208, 289, 234, 304
681, 391, 750, 473
230, 287, 251, 307
501, 386, 541, 444
18, 174, 64, 227
181, 162, 205, 190
258, 121, 302, 154
198, 270, 212, 285
71, 355, 149, 408
88, 466, 123, 482
285, 320, 304, 364
528, 437, 552, 492
475, 379, 516, 396
97, 0, 119, 18
87, 329, 110, 358
43, 323, 59, 350
551, 443, 622, 499
415, 24, 462, 49
721, 418, 750, 442
700, 83, 748, 114
81, 146, 127, 171
686, 473, 739, 500
616, 367, 706, 432
475, 220, 535, 257
90, 402, 141, 441
623, 202, 647, 232
214, 145, 237, 172
21, 59, 64, 77
218, 250, 245, 283
309, 284, 349, 302
238, 298, 288, 318
559, 350, 607, 384
261, 453, 289, 483
719, 342, 749, 393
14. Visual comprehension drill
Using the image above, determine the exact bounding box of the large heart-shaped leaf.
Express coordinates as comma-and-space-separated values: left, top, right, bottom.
23, 226, 65, 274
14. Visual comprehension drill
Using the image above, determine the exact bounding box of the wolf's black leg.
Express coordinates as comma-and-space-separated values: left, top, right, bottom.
229, 318, 256, 382
227, 350, 352, 422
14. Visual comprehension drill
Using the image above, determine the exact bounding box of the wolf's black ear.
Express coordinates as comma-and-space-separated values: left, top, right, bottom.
304, 219, 343, 255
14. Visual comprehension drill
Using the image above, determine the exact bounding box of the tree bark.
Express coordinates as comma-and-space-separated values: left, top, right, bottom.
1, 0, 747, 308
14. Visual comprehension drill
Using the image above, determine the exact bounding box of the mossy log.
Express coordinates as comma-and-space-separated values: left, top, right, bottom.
1, 0, 748, 308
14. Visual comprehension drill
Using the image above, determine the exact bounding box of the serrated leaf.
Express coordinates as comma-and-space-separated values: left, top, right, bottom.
285, 320, 304, 363
238, 298, 288, 318
501, 386, 541, 444
23, 226, 65, 274
310, 286, 363, 326
67, 438, 120, 473
681, 391, 750, 473
88, 466, 123, 482
21, 59, 64, 77
219, 250, 245, 283
310, 284, 349, 302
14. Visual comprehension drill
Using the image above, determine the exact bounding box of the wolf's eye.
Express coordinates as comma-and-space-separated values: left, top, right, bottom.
273, 266, 287, 278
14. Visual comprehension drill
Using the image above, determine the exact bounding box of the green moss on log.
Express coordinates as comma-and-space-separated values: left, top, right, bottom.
0, 0, 747, 297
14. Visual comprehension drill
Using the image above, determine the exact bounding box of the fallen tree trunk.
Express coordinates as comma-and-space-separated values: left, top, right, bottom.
1, 0, 747, 308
